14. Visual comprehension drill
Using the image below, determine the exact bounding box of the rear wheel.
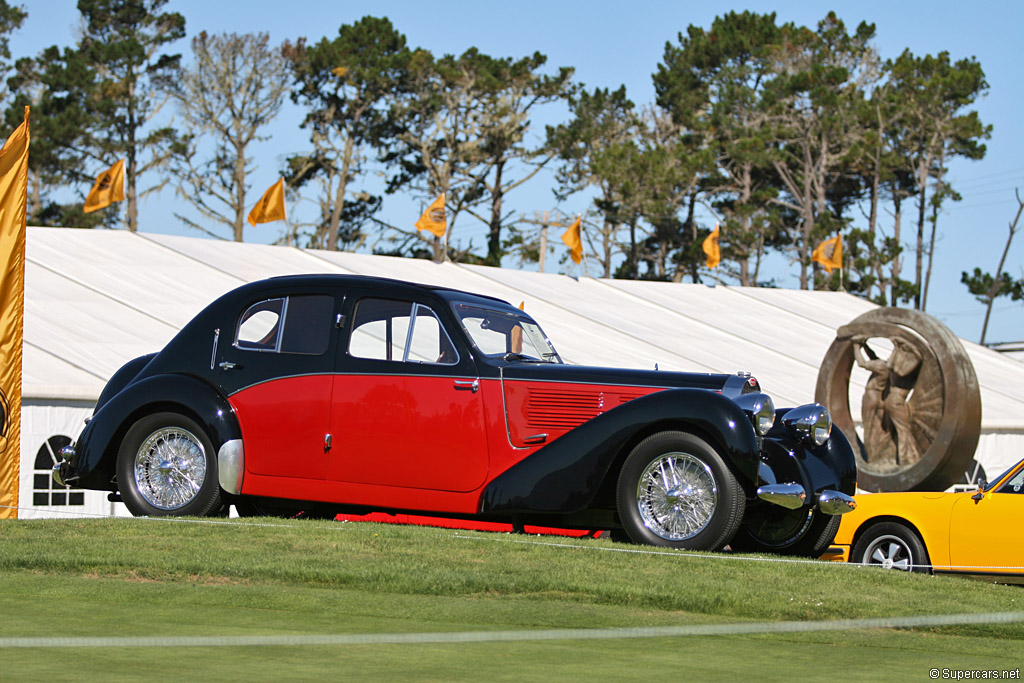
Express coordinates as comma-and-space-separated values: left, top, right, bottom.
615, 431, 744, 550
852, 521, 930, 573
116, 412, 221, 517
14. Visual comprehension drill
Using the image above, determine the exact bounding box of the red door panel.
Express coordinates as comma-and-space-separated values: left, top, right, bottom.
229, 375, 333, 480
329, 374, 489, 492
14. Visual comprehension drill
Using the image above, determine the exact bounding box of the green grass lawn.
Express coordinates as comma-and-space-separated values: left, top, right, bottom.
1, 517, 1021, 681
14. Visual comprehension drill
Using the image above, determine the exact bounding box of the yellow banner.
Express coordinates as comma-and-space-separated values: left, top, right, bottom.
561, 214, 582, 264
0, 107, 30, 519
83, 158, 125, 214
812, 234, 843, 274
248, 178, 287, 227
415, 193, 446, 237
702, 224, 720, 269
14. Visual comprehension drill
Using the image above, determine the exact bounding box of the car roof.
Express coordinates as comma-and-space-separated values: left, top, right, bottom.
259, 273, 512, 308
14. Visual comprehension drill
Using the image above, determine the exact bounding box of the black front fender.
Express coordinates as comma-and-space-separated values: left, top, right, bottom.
761, 423, 858, 497
480, 388, 761, 515
68, 373, 241, 490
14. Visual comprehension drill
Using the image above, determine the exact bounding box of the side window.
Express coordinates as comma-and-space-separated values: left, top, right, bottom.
237, 298, 283, 351
280, 295, 333, 355
349, 298, 457, 365
236, 295, 332, 355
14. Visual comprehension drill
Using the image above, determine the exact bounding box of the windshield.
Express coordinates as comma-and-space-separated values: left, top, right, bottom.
454, 303, 562, 363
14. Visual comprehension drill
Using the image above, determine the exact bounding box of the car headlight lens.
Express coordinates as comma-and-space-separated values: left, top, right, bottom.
734, 392, 776, 436
782, 403, 832, 446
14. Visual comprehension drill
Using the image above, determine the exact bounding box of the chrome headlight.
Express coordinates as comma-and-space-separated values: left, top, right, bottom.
734, 392, 776, 436
782, 403, 832, 446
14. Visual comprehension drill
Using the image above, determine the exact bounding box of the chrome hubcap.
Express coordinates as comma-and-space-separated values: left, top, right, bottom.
636, 452, 717, 541
864, 535, 913, 570
134, 427, 207, 511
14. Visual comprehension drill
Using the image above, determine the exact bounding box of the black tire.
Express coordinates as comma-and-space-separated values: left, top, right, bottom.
731, 508, 842, 557
615, 431, 744, 550
116, 412, 221, 517
851, 521, 931, 573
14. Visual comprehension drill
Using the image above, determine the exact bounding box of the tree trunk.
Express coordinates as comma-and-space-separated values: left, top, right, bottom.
486, 161, 505, 266
890, 191, 903, 307
980, 194, 1024, 344
233, 141, 246, 242
126, 69, 138, 232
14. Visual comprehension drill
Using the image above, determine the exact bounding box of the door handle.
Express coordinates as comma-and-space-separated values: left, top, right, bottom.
454, 379, 479, 393
218, 361, 240, 370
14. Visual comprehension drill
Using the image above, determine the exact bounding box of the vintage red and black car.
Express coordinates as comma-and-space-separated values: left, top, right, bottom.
54, 274, 856, 554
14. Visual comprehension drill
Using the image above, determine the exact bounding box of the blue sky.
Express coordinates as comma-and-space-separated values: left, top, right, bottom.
11, 0, 1024, 344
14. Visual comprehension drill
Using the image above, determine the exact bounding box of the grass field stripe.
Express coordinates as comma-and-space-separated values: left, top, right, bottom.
2, 611, 1021, 649
452, 531, 1024, 572
10, 506, 1024, 571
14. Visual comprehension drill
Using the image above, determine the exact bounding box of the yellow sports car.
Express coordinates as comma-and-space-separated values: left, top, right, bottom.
824, 456, 1024, 582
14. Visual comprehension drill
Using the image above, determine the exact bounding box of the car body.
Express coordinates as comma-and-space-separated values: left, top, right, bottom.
824, 456, 1024, 581
54, 274, 856, 553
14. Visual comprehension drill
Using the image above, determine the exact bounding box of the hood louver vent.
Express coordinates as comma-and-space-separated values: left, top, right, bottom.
526, 389, 604, 429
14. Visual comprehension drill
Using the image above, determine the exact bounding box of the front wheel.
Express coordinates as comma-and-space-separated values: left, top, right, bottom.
730, 507, 841, 557
116, 412, 221, 517
615, 431, 744, 550
851, 521, 931, 573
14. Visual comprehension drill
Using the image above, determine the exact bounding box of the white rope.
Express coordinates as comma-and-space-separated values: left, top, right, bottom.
6, 505, 1024, 572
0, 505, 348, 530
1, 611, 1021, 649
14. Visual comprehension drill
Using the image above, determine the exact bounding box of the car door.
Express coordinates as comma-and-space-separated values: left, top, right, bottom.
947, 461, 1024, 572
329, 294, 489, 492
216, 291, 339, 481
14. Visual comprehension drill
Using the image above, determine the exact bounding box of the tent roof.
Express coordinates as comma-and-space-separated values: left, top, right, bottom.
22, 227, 1024, 429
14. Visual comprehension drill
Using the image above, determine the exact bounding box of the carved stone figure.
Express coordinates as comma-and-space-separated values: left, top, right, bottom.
816, 308, 981, 492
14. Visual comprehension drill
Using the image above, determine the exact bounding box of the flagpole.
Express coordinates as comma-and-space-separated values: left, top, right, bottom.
579, 214, 589, 277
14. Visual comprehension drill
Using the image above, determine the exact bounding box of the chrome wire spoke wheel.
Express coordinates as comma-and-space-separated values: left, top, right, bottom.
864, 535, 913, 570
134, 426, 208, 511
636, 452, 718, 541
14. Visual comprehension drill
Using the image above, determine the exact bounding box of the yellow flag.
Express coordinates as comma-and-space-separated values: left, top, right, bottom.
0, 106, 29, 519
82, 158, 125, 214
811, 234, 843, 274
248, 178, 287, 227
702, 224, 721, 269
415, 193, 446, 237
561, 214, 582, 264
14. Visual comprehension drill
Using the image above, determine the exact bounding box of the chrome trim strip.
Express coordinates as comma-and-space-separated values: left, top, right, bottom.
217, 439, 245, 495
499, 376, 722, 393
225, 372, 488, 397
500, 366, 529, 451
756, 482, 807, 510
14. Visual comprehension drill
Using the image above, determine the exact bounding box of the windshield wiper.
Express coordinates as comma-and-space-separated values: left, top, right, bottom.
502, 352, 552, 363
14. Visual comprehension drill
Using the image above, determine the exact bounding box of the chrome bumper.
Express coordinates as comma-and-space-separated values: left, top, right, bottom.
51, 445, 76, 487
756, 483, 856, 515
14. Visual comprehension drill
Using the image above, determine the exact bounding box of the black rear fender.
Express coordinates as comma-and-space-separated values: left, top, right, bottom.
69, 374, 241, 490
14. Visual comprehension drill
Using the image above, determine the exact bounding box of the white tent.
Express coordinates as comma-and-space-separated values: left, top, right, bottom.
17, 227, 1024, 518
